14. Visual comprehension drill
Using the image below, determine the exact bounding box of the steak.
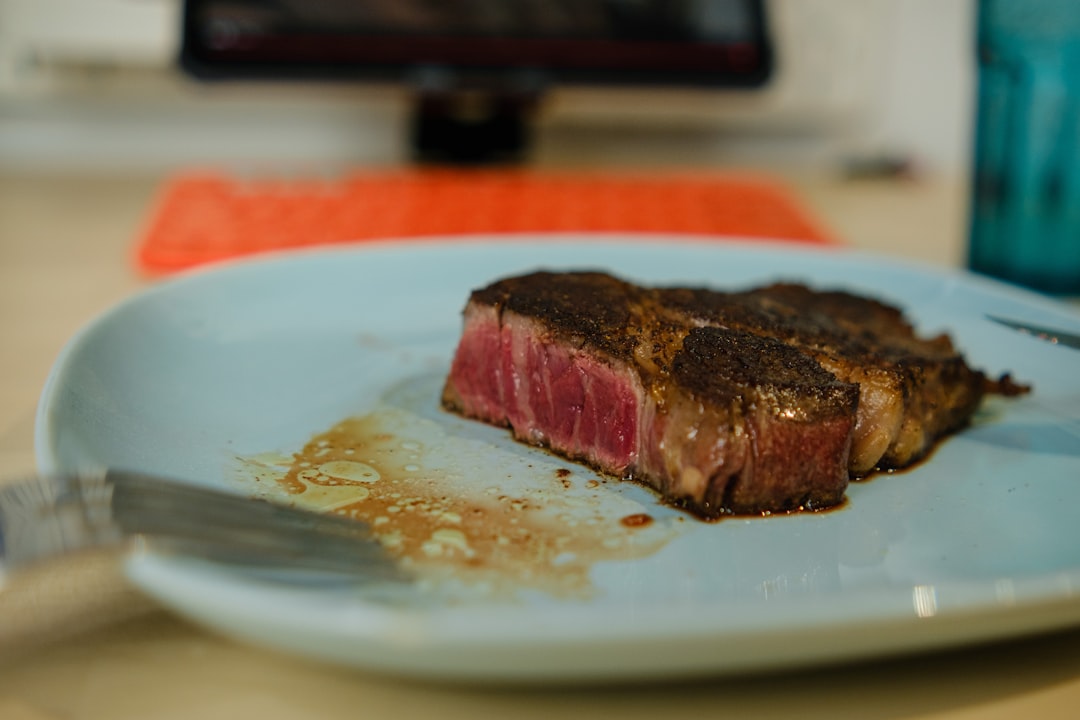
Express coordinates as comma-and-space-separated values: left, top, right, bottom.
655, 283, 989, 474
441, 271, 1015, 518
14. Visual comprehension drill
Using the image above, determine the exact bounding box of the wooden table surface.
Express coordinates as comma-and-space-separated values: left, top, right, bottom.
2, 170, 1079, 720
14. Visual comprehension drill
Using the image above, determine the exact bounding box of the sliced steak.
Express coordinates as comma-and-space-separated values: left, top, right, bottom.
442, 270, 1014, 517
442, 271, 858, 517
655, 283, 987, 474
648, 326, 857, 514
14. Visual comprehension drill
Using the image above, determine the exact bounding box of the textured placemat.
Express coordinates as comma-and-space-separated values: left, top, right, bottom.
136, 169, 836, 273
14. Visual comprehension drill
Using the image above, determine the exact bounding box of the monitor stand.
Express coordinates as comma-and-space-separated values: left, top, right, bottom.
409, 72, 543, 165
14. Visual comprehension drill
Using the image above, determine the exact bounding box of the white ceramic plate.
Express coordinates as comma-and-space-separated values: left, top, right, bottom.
35, 237, 1080, 683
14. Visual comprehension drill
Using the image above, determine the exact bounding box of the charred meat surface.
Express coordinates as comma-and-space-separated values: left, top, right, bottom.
654, 326, 857, 515
442, 271, 1017, 518
655, 283, 988, 474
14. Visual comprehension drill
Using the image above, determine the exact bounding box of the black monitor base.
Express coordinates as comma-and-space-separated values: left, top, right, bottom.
410, 87, 540, 165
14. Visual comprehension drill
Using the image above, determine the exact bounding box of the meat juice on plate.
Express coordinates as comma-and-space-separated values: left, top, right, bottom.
233, 404, 684, 600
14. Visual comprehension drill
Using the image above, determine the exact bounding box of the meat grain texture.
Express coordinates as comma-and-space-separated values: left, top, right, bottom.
441, 271, 1022, 519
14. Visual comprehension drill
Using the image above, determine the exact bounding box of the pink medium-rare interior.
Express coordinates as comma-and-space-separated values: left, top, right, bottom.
445, 306, 641, 474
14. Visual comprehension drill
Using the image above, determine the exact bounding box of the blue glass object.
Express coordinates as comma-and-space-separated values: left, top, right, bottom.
970, 0, 1080, 294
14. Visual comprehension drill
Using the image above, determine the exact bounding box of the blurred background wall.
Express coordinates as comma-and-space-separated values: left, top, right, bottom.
0, 0, 975, 177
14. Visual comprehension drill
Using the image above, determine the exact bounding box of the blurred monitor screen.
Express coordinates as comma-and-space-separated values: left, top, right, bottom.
180, 0, 772, 88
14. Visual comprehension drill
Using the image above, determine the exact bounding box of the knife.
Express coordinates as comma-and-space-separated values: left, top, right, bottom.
0, 469, 406, 588
987, 315, 1080, 351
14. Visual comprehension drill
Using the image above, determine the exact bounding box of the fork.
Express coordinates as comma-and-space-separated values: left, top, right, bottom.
0, 469, 406, 588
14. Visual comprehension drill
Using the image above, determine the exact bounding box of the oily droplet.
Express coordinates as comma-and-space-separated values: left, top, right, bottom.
620, 513, 654, 528
318, 460, 381, 483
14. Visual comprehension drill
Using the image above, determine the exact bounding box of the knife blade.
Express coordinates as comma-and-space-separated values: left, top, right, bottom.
987, 315, 1080, 351
0, 469, 406, 588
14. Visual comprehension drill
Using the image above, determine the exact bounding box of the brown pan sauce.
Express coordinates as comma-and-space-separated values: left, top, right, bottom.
233, 407, 683, 599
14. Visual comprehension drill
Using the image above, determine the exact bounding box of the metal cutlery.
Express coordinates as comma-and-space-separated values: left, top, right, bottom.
0, 469, 405, 588
987, 314, 1080, 351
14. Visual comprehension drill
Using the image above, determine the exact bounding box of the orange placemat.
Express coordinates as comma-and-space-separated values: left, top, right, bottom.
135, 169, 836, 274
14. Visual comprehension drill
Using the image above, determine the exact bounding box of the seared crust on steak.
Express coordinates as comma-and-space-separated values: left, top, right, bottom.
662, 327, 857, 513
442, 270, 1019, 518
655, 283, 987, 473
